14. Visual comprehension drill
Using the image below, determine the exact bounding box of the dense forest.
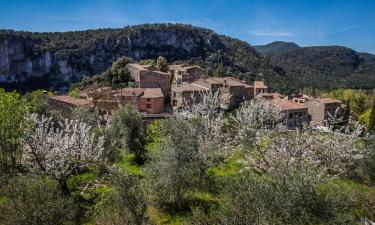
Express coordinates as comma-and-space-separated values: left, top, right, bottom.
1, 85, 375, 224
254, 41, 301, 55
255, 42, 375, 92
1, 23, 375, 94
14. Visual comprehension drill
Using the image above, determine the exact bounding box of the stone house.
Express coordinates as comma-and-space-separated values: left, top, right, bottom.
48, 95, 93, 118
86, 87, 165, 115
257, 93, 309, 129
303, 98, 344, 126
254, 81, 268, 96
171, 83, 209, 109
171, 77, 254, 109
169, 64, 206, 84
126, 63, 171, 96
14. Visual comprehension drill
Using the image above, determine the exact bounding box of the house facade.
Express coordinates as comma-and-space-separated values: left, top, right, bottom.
169, 64, 206, 84
48, 95, 93, 118
257, 93, 309, 129
304, 98, 344, 126
127, 63, 171, 96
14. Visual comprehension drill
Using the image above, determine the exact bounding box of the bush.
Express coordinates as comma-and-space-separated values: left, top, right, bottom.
0, 176, 78, 225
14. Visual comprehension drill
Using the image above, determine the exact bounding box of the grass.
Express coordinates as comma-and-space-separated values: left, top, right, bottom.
208, 150, 245, 177
147, 205, 186, 225
115, 152, 144, 177
318, 178, 375, 219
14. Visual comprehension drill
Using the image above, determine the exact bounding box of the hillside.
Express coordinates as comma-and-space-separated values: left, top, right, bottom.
0, 24, 275, 92
266, 46, 375, 91
254, 41, 300, 54
0, 24, 375, 93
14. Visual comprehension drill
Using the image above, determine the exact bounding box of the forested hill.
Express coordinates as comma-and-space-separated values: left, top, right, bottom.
266, 46, 375, 91
0, 23, 375, 93
0, 23, 275, 92
254, 41, 301, 55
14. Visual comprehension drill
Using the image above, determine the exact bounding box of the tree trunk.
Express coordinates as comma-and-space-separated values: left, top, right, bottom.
59, 178, 69, 195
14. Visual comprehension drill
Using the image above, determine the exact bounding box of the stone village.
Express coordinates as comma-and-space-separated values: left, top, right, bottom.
48, 61, 346, 129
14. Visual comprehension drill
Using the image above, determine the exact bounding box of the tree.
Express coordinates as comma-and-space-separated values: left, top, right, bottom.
68, 87, 80, 98
0, 89, 29, 174
110, 57, 135, 88
111, 105, 147, 163
22, 114, 105, 194
231, 100, 284, 150
0, 176, 77, 225
146, 93, 228, 208
95, 169, 147, 225
215, 62, 225, 77
139, 58, 156, 66
157, 56, 168, 72
368, 91, 375, 132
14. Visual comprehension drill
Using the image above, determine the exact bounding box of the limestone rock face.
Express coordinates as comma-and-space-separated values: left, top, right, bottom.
0, 25, 227, 92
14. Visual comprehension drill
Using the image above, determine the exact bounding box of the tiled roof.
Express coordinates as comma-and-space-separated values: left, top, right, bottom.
257, 92, 282, 99
48, 95, 92, 107
254, 81, 268, 89
270, 98, 307, 110
169, 64, 185, 70
211, 77, 247, 86
150, 70, 171, 76
115, 88, 145, 97
127, 63, 147, 71
142, 88, 164, 98
114, 88, 164, 98
172, 83, 209, 92
318, 98, 341, 104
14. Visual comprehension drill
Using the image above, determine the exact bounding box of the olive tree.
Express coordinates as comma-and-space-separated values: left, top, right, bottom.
95, 168, 147, 225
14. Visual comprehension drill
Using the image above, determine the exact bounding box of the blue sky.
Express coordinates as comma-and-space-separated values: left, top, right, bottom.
1, 0, 375, 53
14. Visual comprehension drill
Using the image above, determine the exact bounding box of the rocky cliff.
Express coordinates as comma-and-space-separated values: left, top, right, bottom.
1, 24, 261, 92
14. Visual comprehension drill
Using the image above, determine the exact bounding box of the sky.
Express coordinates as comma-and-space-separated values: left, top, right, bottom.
0, 0, 375, 53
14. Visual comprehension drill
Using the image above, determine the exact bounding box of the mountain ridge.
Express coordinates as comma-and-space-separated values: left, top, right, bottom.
0, 24, 374, 93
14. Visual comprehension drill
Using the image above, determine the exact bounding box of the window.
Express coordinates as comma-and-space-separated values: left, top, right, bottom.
289, 113, 293, 119
147, 104, 151, 109
147, 98, 151, 102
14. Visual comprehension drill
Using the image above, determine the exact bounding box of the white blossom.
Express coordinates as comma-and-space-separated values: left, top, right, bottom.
22, 114, 105, 182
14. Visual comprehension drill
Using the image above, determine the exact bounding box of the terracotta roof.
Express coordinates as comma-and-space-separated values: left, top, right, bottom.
48, 96, 92, 107
318, 98, 341, 104
257, 92, 282, 99
254, 81, 268, 89
150, 70, 171, 76
114, 88, 145, 97
127, 63, 147, 71
172, 83, 209, 92
211, 77, 248, 87
269, 98, 307, 110
169, 64, 185, 70
141, 88, 164, 98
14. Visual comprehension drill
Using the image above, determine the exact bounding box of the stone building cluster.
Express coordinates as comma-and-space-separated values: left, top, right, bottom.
47, 61, 346, 128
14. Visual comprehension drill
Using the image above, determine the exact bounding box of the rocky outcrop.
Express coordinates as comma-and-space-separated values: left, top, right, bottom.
0, 24, 230, 92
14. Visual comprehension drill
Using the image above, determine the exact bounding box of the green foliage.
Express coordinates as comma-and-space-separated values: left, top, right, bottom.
115, 153, 144, 177
75, 56, 135, 90
266, 46, 375, 93
157, 56, 168, 72
368, 92, 375, 132
0, 176, 78, 225
0, 89, 29, 174
140, 58, 156, 66
94, 169, 147, 225
68, 87, 81, 98
321, 88, 374, 128
111, 105, 147, 163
